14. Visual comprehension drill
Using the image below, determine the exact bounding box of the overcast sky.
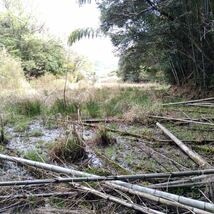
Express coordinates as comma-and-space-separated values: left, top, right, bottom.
31, 0, 118, 76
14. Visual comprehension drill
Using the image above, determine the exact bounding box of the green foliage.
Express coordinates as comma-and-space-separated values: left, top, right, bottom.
51, 99, 78, 115
11, 116, 31, 132
24, 149, 46, 162
0, 0, 77, 78
99, 0, 214, 88
20, 36, 68, 77
117, 49, 144, 82
28, 130, 43, 137
13, 100, 43, 117
85, 100, 101, 118
68, 28, 101, 45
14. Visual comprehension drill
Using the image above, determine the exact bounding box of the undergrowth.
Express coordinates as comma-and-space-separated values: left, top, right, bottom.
93, 127, 116, 147
3, 85, 164, 122
49, 128, 86, 163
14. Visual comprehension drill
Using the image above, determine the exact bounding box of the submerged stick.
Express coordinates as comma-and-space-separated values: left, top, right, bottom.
151, 116, 214, 126
80, 122, 158, 141
162, 97, 214, 106
156, 122, 210, 168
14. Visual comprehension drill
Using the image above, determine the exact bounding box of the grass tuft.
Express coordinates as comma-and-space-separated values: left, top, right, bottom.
24, 149, 47, 162
12, 99, 43, 117
93, 127, 116, 147
84, 100, 101, 118
49, 128, 86, 163
51, 99, 78, 115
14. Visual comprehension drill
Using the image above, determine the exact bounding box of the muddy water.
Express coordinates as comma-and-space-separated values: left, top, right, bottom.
7, 120, 63, 153
0, 120, 63, 181
1, 120, 103, 181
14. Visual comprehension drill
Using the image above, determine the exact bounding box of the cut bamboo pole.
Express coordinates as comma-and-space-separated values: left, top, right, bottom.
0, 153, 90, 177
162, 97, 214, 106
108, 183, 213, 214
151, 116, 214, 126
1, 153, 214, 212
150, 179, 214, 189
112, 181, 214, 213
156, 122, 210, 168
2, 169, 214, 187
187, 103, 214, 108
149, 174, 212, 188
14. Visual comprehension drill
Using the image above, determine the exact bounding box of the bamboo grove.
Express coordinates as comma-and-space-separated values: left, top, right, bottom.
72, 0, 214, 88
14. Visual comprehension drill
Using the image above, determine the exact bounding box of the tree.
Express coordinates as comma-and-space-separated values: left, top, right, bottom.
74, 0, 214, 88
0, 0, 69, 77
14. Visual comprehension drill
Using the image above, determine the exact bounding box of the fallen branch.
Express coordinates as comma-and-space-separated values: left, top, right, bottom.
162, 97, 214, 106
75, 184, 163, 214
79, 118, 123, 123
157, 139, 214, 144
30, 208, 91, 214
135, 141, 188, 170
79, 122, 158, 142
0, 191, 77, 199
156, 122, 211, 168
151, 116, 214, 126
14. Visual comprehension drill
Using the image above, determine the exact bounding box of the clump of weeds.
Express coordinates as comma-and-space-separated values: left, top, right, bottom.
49, 127, 86, 163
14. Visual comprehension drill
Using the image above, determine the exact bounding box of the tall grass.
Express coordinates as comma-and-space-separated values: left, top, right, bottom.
1, 69, 164, 121
50, 99, 78, 115
13, 99, 43, 117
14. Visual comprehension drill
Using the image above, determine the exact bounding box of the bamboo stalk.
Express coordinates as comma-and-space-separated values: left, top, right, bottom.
1, 153, 214, 212
156, 122, 210, 168
108, 183, 213, 214
187, 103, 214, 108
0, 154, 91, 177
149, 174, 212, 188
2, 169, 214, 187
150, 179, 214, 189
112, 181, 214, 213
162, 97, 214, 106
151, 116, 214, 126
